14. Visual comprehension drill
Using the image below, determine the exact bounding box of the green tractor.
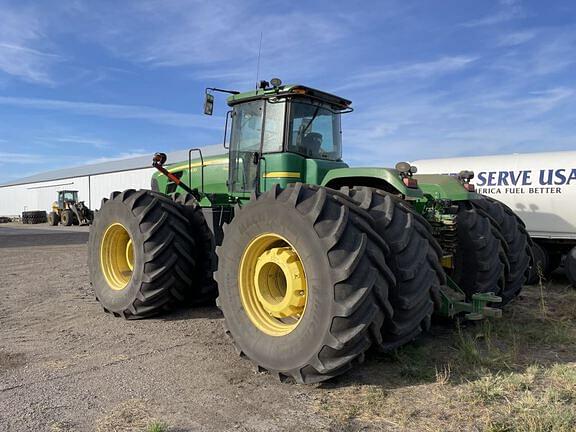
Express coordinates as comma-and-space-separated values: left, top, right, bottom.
88, 79, 532, 383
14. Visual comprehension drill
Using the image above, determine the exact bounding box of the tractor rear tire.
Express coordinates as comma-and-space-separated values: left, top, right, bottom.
88, 189, 197, 319
48, 211, 60, 226
61, 210, 73, 226
452, 202, 507, 300
171, 192, 218, 305
215, 183, 393, 383
340, 186, 443, 350
470, 196, 531, 304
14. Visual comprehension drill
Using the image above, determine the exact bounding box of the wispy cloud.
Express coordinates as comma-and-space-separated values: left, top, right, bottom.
336, 56, 478, 91
0, 7, 61, 84
83, 151, 150, 165
461, 0, 525, 28
48, 136, 111, 149
497, 30, 536, 47
0, 151, 46, 164
0, 96, 221, 128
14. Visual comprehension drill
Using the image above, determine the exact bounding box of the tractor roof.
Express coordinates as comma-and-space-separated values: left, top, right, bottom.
226, 84, 352, 110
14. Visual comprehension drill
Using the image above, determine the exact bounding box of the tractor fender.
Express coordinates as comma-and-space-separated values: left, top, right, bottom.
321, 167, 423, 198
414, 174, 477, 201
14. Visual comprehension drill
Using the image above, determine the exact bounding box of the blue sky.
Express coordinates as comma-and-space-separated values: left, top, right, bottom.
0, 0, 575, 182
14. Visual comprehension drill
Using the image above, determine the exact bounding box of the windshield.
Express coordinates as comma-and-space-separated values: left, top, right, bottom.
287, 100, 342, 161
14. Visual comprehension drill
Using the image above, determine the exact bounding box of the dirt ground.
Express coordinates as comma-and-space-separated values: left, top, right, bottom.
1, 223, 575, 432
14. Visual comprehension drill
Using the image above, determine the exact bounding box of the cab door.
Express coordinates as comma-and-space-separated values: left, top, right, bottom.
228, 100, 286, 195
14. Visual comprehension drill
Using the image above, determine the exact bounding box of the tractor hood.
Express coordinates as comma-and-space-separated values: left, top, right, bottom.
414, 174, 476, 201
321, 167, 424, 199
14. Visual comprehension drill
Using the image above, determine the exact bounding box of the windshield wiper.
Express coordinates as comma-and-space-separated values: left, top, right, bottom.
296, 106, 321, 144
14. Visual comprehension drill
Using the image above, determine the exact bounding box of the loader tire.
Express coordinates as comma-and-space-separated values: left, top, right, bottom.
61, 210, 73, 226
48, 211, 59, 226
339, 186, 443, 350
471, 196, 531, 303
171, 192, 218, 305
88, 189, 196, 319
215, 183, 393, 383
452, 203, 507, 299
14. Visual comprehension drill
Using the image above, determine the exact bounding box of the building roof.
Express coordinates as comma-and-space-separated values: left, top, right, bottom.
0, 144, 225, 187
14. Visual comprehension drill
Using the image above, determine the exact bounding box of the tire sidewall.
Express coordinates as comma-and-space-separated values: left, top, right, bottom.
219, 198, 336, 371
88, 197, 145, 313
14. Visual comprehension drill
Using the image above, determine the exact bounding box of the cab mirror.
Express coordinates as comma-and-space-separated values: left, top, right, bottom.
204, 93, 214, 116
252, 152, 260, 165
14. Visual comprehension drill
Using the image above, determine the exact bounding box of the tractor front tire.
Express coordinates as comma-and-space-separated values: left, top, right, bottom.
88, 189, 196, 319
61, 210, 73, 226
215, 183, 393, 383
340, 186, 443, 350
471, 196, 531, 303
48, 211, 60, 226
452, 203, 507, 299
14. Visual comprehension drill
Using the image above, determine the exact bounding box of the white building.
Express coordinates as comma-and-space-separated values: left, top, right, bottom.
0, 145, 222, 217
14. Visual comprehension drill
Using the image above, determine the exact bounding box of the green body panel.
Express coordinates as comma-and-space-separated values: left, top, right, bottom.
152, 152, 229, 196
414, 174, 476, 201
321, 167, 423, 198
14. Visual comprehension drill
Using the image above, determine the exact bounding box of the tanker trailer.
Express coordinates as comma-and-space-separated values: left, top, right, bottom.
412, 151, 576, 287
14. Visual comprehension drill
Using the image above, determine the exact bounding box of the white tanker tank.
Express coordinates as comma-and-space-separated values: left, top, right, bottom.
411, 151, 576, 286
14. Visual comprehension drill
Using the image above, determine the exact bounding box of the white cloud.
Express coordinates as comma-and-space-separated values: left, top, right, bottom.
497, 31, 536, 47
0, 7, 60, 84
336, 56, 478, 91
461, 0, 525, 28
83, 151, 149, 165
0, 96, 222, 128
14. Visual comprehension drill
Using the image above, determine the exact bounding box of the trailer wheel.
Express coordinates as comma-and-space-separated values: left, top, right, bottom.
216, 183, 392, 383
565, 247, 576, 288
88, 189, 196, 319
471, 196, 531, 303
340, 186, 443, 350
452, 203, 507, 299
171, 192, 218, 305
48, 211, 60, 226
61, 210, 73, 226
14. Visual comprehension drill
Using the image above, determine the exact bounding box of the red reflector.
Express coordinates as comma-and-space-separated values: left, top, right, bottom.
403, 177, 418, 188
464, 183, 475, 192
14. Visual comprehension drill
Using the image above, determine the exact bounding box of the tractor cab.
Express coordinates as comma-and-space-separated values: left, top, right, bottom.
206, 79, 352, 194
57, 190, 79, 209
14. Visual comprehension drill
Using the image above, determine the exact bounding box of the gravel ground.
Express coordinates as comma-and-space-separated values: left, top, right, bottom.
0, 223, 573, 432
0, 224, 334, 432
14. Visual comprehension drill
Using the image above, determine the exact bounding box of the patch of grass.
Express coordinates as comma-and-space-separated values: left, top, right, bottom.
146, 421, 168, 432
314, 284, 576, 431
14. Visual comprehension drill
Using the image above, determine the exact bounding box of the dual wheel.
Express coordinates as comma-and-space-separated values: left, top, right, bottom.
216, 184, 443, 383
88, 190, 216, 319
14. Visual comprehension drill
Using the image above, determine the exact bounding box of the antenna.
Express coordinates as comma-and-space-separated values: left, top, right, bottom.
255, 32, 263, 89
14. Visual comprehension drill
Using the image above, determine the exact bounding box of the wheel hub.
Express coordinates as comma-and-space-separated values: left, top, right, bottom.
254, 247, 306, 319
100, 223, 134, 291
239, 234, 308, 336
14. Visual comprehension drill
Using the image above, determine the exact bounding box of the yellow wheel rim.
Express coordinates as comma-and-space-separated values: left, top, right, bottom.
100, 223, 134, 291
239, 233, 308, 336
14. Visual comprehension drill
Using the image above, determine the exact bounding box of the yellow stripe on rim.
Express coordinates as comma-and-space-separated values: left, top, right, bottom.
263, 171, 301, 178
239, 233, 308, 336
100, 223, 134, 291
